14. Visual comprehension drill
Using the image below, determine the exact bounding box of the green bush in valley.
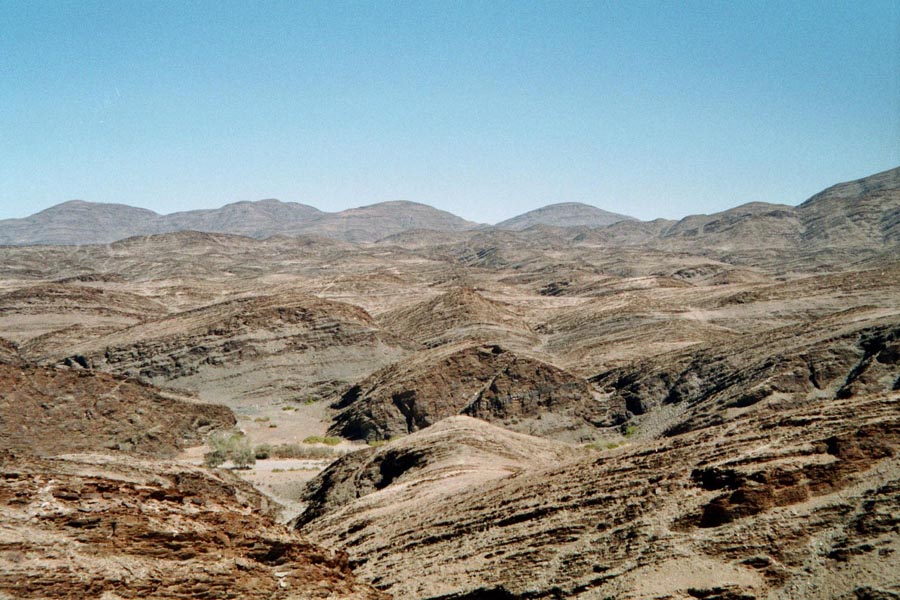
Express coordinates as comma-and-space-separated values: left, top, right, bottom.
204, 431, 256, 469
231, 445, 256, 469
302, 435, 342, 446
203, 449, 227, 468
270, 443, 336, 459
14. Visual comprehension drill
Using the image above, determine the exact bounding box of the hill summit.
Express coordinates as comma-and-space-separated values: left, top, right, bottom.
496, 202, 635, 230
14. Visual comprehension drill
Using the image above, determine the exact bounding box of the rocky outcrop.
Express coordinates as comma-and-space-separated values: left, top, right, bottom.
0, 452, 387, 599
592, 310, 900, 434
0, 283, 166, 319
660, 202, 802, 249
0, 337, 21, 365
0, 283, 168, 358
329, 343, 599, 441
798, 165, 900, 247
0, 364, 235, 458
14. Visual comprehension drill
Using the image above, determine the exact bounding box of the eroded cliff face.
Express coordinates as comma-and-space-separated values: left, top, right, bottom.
56, 293, 412, 405
0, 452, 387, 600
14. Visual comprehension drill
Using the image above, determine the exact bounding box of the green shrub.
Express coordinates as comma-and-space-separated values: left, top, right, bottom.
366, 436, 402, 448
205, 431, 257, 469
270, 443, 336, 459
208, 431, 241, 454
585, 441, 623, 451
254, 444, 272, 459
302, 435, 342, 446
203, 449, 227, 468
231, 445, 256, 469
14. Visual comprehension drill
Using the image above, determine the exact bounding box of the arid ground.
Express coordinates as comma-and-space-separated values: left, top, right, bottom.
1, 166, 898, 599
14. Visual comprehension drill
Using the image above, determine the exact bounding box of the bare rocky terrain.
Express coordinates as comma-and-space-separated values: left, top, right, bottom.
1, 165, 899, 598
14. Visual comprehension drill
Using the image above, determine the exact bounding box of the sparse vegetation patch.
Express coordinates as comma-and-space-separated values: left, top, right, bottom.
270, 443, 337, 459
303, 435, 343, 446
204, 431, 257, 469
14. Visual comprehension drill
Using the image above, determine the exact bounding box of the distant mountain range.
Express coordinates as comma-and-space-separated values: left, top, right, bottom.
0, 199, 477, 245
1, 166, 898, 248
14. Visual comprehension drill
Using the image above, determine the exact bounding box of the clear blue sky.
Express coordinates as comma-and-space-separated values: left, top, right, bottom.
1, 1, 898, 223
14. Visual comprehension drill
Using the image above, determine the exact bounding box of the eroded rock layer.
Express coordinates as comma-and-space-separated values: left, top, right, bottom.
0, 452, 387, 600
300, 393, 900, 600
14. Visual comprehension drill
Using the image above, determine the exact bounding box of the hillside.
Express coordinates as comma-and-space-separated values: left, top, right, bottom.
289, 201, 479, 243
2, 168, 898, 260
299, 390, 900, 599
0, 201, 160, 245
0, 364, 235, 458
157, 199, 325, 238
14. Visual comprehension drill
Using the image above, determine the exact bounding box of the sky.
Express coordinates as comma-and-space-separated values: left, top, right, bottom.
1, 1, 898, 224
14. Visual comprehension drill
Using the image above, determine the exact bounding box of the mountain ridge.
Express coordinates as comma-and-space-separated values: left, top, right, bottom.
0, 198, 479, 245
1, 166, 898, 248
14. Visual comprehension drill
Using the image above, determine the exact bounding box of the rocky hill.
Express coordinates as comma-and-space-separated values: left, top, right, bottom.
329, 343, 598, 442
0, 282, 168, 358
594, 308, 900, 433
296, 416, 581, 527
298, 389, 900, 599
377, 287, 534, 348
798, 165, 900, 248
157, 199, 325, 238
496, 202, 635, 230
3, 167, 898, 260
287, 201, 479, 243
